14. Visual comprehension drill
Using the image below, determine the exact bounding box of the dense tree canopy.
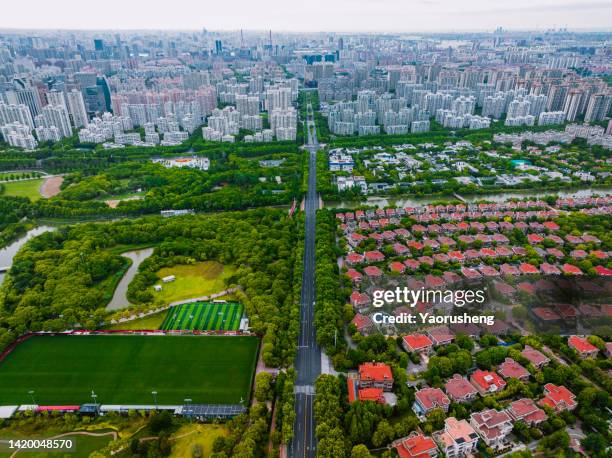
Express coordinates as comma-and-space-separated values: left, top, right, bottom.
0, 208, 300, 367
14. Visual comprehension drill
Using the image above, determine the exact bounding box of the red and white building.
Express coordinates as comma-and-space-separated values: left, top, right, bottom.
434, 417, 479, 458
427, 326, 454, 346
539, 383, 577, 412
568, 335, 599, 358
358, 362, 394, 391
393, 432, 439, 458
347, 378, 386, 404
497, 358, 530, 381
413, 387, 450, 417
507, 398, 548, 425
521, 345, 550, 369
403, 333, 434, 354
470, 409, 513, 450
350, 291, 371, 311
470, 370, 506, 396
444, 374, 478, 403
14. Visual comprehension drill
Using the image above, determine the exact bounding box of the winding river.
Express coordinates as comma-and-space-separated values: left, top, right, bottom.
0, 226, 55, 285
106, 248, 154, 311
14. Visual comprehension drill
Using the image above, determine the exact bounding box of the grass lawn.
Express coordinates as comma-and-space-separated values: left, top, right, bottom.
106, 311, 167, 330
0, 335, 258, 405
169, 424, 228, 458
161, 302, 244, 331
154, 261, 236, 304
1, 179, 44, 201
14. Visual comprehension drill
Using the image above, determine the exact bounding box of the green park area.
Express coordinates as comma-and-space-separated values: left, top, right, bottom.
0, 335, 258, 405
168, 424, 229, 458
154, 261, 236, 304
0, 179, 44, 201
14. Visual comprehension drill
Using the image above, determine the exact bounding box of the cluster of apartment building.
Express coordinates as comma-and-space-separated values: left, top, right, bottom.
202, 83, 298, 142
494, 122, 612, 150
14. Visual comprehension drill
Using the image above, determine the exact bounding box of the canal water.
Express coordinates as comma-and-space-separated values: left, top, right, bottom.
106, 248, 155, 311
0, 226, 55, 285
326, 187, 612, 209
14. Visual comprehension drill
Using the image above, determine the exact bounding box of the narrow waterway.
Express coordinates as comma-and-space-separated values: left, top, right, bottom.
326, 187, 612, 209
0, 226, 55, 285
105, 248, 154, 311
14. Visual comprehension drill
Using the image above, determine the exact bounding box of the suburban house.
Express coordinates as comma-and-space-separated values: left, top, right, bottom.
469, 409, 513, 450
364, 250, 385, 263
346, 269, 363, 284
413, 387, 451, 417
497, 358, 530, 381
444, 374, 478, 403
350, 291, 371, 311
347, 378, 386, 404
393, 432, 439, 458
434, 417, 479, 458
358, 362, 394, 391
403, 333, 434, 354
567, 335, 599, 358
346, 252, 364, 266
351, 314, 374, 335
507, 398, 548, 425
363, 265, 383, 278
427, 326, 454, 346
521, 346, 550, 368
539, 383, 577, 412
470, 370, 507, 395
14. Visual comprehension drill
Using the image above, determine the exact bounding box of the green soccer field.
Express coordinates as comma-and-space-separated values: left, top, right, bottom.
160, 302, 244, 331
0, 335, 258, 405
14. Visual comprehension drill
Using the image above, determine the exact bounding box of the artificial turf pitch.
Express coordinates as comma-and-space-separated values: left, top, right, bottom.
160, 301, 244, 331
0, 335, 258, 405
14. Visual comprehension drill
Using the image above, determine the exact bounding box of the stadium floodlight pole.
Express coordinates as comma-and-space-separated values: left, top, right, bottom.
152, 390, 158, 410
28, 390, 35, 405
184, 398, 192, 423
91, 390, 98, 415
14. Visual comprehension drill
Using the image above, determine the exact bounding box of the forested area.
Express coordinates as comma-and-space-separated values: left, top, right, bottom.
0, 208, 301, 367
0, 196, 34, 248
314, 209, 348, 359
0, 131, 300, 174
27, 149, 303, 218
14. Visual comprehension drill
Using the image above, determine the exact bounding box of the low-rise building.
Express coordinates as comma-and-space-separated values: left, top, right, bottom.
434, 417, 479, 458
444, 374, 478, 403
521, 346, 550, 368
427, 326, 454, 346
403, 333, 434, 354
470, 370, 506, 395
507, 398, 547, 425
470, 409, 513, 450
393, 432, 438, 458
497, 358, 530, 381
358, 362, 394, 391
568, 335, 599, 358
539, 383, 577, 412
413, 388, 451, 417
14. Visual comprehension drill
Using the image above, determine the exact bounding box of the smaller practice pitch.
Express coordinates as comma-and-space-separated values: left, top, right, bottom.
160, 301, 244, 331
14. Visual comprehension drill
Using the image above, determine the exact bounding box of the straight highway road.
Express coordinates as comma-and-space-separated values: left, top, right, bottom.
288, 103, 321, 458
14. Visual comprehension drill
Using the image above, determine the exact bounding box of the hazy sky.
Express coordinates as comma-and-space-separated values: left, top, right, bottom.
2, 0, 611, 32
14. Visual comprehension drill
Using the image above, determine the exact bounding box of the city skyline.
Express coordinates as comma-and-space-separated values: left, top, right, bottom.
2, 0, 612, 32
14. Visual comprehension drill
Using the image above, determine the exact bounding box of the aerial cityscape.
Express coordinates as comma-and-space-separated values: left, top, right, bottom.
0, 1, 610, 457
